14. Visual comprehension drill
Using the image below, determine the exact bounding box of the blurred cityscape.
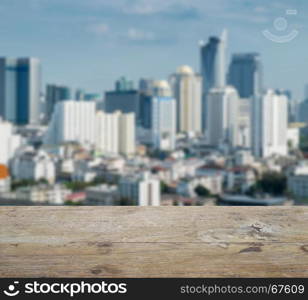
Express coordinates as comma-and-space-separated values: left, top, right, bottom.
1, 27, 308, 206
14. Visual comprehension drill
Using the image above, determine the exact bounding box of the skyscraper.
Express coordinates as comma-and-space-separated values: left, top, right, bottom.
252, 90, 288, 158
139, 78, 154, 95
169, 65, 202, 135
200, 30, 227, 130
105, 77, 140, 123
75, 89, 85, 101
45, 84, 71, 123
149, 81, 176, 151
206, 86, 239, 148
0, 57, 41, 125
228, 53, 263, 99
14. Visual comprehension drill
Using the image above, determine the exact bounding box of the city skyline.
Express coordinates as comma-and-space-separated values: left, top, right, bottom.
0, 0, 307, 99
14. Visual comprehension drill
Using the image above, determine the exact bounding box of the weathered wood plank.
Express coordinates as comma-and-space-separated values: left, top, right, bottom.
0, 207, 307, 277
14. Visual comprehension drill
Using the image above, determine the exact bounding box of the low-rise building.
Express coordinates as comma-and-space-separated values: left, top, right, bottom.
0, 164, 11, 193
119, 172, 160, 206
226, 167, 256, 193
176, 175, 223, 197
11, 147, 56, 184
15, 184, 71, 205
85, 184, 119, 205
287, 161, 308, 200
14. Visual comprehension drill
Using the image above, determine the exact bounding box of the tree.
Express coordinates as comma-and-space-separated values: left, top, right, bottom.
194, 185, 211, 197
160, 181, 169, 193
255, 171, 287, 196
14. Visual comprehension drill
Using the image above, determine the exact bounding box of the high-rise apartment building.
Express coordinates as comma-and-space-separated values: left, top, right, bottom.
169, 66, 202, 135
44, 101, 135, 156
237, 98, 251, 148
44, 101, 96, 146
228, 53, 263, 99
206, 86, 239, 148
0, 57, 41, 125
96, 110, 135, 156
252, 90, 288, 158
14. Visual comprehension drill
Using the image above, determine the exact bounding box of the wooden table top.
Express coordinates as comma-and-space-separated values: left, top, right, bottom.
0, 207, 307, 278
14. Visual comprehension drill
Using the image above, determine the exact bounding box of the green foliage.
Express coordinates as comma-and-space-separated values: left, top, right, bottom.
11, 179, 47, 191
247, 171, 287, 196
300, 135, 308, 152
119, 197, 136, 206
64, 177, 107, 192
160, 181, 169, 193
64, 201, 83, 206
194, 185, 211, 197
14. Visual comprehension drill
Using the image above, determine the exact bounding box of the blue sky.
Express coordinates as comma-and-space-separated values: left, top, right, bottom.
0, 0, 307, 99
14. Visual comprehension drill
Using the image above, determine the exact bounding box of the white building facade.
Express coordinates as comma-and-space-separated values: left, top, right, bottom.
0, 119, 23, 166
11, 148, 56, 184
96, 110, 135, 156
45, 101, 136, 157
44, 100, 96, 146
252, 90, 288, 158
119, 172, 160, 206
206, 86, 239, 147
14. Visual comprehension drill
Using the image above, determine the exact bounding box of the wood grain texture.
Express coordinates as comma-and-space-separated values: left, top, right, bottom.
0, 207, 308, 278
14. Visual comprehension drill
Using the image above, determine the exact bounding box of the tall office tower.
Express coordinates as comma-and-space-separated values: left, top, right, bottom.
116, 76, 134, 91
206, 86, 239, 148
0, 118, 23, 166
228, 53, 263, 99
119, 172, 160, 206
139, 79, 155, 129
44, 101, 96, 146
200, 30, 227, 130
139, 78, 154, 95
96, 111, 136, 156
0, 57, 41, 125
169, 66, 202, 135
105, 77, 140, 123
45, 84, 71, 123
252, 90, 288, 158
75, 89, 85, 101
298, 99, 308, 124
